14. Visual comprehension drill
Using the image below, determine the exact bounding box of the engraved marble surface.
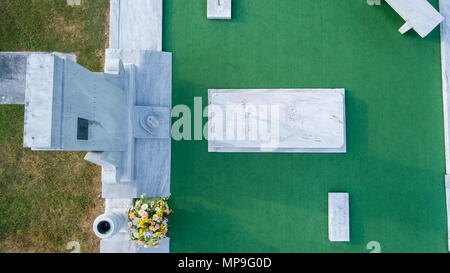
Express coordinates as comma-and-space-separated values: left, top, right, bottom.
207, 0, 232, 19
208, 89, 346, 153
109, 0, 162, 50
385, 0, 443, 38
328, 193, 350, 242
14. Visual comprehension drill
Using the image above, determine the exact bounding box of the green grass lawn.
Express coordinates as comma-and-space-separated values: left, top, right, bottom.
166, 0, 448, 252
0, 0, 108, 253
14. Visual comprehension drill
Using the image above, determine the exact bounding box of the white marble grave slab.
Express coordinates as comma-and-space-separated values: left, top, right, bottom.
328, 193, 350, 242
207, 0, 232, 20
385, 0, 443, 38
110, 0, 162, 51
208, 89, 346, 153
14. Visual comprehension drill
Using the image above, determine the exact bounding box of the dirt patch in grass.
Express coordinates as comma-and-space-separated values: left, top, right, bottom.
0, 0, 109, 253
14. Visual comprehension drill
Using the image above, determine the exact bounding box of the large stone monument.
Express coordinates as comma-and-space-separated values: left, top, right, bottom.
0, 0, 171, 253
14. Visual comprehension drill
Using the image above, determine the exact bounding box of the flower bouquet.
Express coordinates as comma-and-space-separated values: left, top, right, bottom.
128, 195, 172, 248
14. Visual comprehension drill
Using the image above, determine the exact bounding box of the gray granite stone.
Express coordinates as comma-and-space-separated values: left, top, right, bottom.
328, 193, 350, 242
385, 0, 443, 38
207, 0, 232, 19
109, 0, 162, 51
208, 89, 346, 153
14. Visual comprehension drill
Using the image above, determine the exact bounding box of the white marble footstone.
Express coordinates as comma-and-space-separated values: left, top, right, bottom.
385, 0, 443, 38
110, 0, 162, 51
207, 0, 231, 19
208, 89, 346, 153
328, 193, 350, 242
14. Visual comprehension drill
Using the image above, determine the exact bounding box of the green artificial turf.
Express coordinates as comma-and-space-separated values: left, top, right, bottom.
165, 0, 448, 252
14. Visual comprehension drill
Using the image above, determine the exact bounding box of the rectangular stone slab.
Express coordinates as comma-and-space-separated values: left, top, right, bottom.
101, 233, 169, 253
207, 0, 232, 19
109, 0, 162, 50
328, 193, 350, 242
385, 0, 443, 38
208, 89, 346, 153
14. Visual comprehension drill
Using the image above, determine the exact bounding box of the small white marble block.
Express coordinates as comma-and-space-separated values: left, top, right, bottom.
328, 193, 350, 242
385, 0, 443, 38
207, 0, 231, 20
